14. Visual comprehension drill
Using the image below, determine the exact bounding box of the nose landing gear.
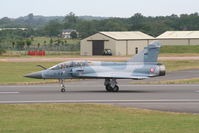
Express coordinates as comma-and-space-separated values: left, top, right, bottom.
60, 79, 66, 92
104, 79, 119, 92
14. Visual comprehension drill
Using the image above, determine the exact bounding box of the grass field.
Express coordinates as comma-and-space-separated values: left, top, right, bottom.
0, 104, 198, 133
3, 44, 199, 57
0, 37, 80, 47
160, 45, 199, 53
159, 53, 199, 57
132, 78, 199, 84
32, 37, 80, 46
161, 60, 199, 72
1, 60, 199, 84
0, 62, 58, 84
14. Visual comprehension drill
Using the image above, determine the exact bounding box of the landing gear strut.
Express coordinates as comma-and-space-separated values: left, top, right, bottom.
60, 79, 66, 92
104, 79, 119, 92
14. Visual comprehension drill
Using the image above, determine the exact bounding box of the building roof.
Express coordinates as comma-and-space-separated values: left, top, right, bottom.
0, 28, 27, 31
62, 29, 76, 33
99, 31, 154, 40
157, 31, 199, 39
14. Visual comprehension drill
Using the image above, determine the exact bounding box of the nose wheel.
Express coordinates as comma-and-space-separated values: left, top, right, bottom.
60, 79, 66, 92
61, 86, 66, 92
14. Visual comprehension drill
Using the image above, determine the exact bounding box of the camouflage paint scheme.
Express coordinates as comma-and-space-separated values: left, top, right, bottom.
25, 41, 166, 92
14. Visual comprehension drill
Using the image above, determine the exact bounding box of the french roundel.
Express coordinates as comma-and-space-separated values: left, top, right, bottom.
150, 68, 155, 73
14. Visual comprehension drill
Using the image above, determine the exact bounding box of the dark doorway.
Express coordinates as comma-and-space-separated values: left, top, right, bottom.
135, 47, 138, 54
92, 40, 104, 55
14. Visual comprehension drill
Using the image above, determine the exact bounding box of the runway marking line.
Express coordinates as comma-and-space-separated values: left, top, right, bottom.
0, 92, 20, 94
0, 99, 199, 104
2, 84, 199, 88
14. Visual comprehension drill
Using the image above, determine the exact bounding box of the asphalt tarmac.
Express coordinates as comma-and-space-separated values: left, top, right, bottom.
0, 69, 199, 114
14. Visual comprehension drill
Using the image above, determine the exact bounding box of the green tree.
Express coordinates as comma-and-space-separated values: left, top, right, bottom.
44, 40, 47, 45
12, 41, 15, 48
31, 37, 34, 41
70, 31, 77, 39
0, 17, 11, 25
27, 13, 34, 26
0, 45, 6, 55
50, 38, 53, 44
43, 20, 63, 36
57, 39, 61, 44
64, 12, 78, 28
26, 39, 32, 48
16, 40, 25, 50
37, 43, 40, 48
77, 20, 97, 38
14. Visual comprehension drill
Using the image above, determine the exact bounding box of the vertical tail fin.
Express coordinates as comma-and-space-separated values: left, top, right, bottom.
128, 41, 161, 63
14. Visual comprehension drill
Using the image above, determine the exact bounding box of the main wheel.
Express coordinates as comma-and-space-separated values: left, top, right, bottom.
105, 85, 112, 92
61, 88, 66, 92
112, 85, 119, 92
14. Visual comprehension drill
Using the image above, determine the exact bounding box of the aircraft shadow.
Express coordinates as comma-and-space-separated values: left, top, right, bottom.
25, 90, 158, 94
65, 90, 155, 93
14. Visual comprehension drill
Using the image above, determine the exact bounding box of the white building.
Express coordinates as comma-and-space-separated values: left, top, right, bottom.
81, 31, 154, 56
157, 31, 199, 45
0, 28, 28, 31
61, 29, 78, 39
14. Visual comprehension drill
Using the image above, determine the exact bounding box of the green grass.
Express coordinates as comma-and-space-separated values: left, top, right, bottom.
159, 53, 199, 57
0, 104, 198, 133
0, 37, 80, 47
32, 37, 80, 46
133, 78, 199, 84
163, 78, 199, 84
0, 62, 58, 84
4, 43, 199, 57
161, 60, 199, 72
160, 45, 199, 53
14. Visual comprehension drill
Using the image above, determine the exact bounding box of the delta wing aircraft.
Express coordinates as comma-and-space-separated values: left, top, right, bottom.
25, 41, 166, 92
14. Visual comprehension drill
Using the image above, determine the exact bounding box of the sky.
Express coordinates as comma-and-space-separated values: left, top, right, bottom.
1, 0, 199, 18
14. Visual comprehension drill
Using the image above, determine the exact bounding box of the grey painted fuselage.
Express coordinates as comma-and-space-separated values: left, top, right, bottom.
38, 62, 164, 80
25, 41, 166, 92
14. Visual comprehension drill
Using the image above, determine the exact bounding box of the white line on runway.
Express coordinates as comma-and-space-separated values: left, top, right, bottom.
0, 92, 19, 94
2, 84, 199, 88
121, 84, 199, 87
0, 99, 199, 104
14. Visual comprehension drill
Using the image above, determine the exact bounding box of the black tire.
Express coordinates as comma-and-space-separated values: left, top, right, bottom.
112, 85, 119, 92
105, 85, 112, 92
61, 88, 66, 92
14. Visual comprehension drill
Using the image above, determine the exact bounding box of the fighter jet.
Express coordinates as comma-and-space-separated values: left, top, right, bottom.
25, 41, 166, 92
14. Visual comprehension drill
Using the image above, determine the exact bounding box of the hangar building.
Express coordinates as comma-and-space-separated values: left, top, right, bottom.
157, 31, 199, 45
80, 31, 154, 56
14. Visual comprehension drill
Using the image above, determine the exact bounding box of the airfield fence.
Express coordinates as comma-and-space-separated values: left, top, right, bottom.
2, 43, 80, 55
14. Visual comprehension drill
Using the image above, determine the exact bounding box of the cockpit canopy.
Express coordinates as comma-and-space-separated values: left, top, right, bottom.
49, 61, 92, 70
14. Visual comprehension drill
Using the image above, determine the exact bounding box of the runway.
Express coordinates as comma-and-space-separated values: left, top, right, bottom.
0, 79, 199, 114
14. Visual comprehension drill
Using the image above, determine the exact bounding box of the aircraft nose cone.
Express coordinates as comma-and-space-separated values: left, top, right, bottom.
24, 71, 43, 79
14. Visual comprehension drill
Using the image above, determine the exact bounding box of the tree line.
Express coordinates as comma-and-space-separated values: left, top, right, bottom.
0, 12, 199, 42
1, 12, 199, 55
0, 12, 199, 39
0, 12, 199, 38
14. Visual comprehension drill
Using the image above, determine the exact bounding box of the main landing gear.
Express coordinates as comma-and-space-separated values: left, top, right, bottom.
104, 79, 119, 92
59, 79, 66, 92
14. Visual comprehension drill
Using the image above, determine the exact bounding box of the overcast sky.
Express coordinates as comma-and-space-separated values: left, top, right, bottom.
1, 0, 199, 18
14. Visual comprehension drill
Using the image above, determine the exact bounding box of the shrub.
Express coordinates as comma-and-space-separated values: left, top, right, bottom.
0, 48, 6, 55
